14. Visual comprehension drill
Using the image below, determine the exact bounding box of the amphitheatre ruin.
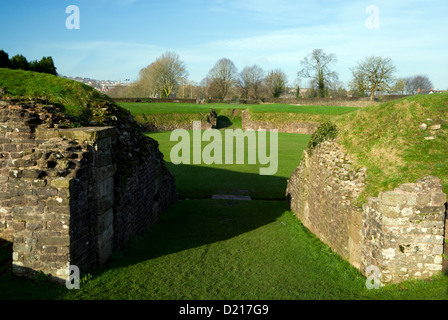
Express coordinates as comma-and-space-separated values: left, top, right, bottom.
0, 68, 447, 299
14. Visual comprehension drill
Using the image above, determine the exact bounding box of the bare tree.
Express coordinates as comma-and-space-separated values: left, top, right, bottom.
350, 56, 396, 100
328, 80, 347, 98
153, 51, 188, 98
265, 69, 288, 98
298, 49, 338, 98
134, 51, 188, 98
133, 62, 159, 97
237, 64, 265, 100
403, 75, 433, 94
391, 78, 406, 95
207, 58, 238, 100
349, 69, 368, 98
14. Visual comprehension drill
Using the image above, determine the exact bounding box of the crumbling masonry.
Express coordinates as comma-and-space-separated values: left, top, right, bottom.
286, 140, 447, 284
0, 100, 177, 281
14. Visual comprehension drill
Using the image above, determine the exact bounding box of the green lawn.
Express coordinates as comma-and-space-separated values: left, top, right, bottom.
119, 102, 359, 116
147, 131, 310, 199
118, 102, 248, 115
247, 104, 360, 115
63, 200, 369, 300
1, 199, 447, 300
118, 102, 361, 134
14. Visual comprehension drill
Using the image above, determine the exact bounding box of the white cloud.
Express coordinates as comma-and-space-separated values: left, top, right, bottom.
49, 41, 162, 80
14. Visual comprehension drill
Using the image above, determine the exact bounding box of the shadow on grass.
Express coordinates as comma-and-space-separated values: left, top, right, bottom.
62, 164, 291, 297
0, 164, 290, 299
0, 239, 66, 300
98, 164, 289, 269
165, 163, 289, 200
216, 115, 233, 129
101, 199, 288, 272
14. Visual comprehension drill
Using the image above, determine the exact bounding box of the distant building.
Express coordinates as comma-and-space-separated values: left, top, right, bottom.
417, 88, 447, 95
60, 75, 126, 93
298, 88, 312, 98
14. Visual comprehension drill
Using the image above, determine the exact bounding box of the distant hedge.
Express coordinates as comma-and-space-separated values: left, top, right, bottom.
0, 49, 57, 75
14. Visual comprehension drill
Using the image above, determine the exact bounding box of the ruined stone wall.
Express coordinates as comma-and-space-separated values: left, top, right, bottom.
286, 140, 447, 284
242, 110, 319, 134
0, 101, 177, 280
286, 141, 367, 269
137, 109, 217, 132
112, 146, 177, 251
362, 177, 446, 283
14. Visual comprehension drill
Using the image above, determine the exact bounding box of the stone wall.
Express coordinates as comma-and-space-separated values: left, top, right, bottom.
286, 141, 367, 269
137, 109, 217, 132
362, 177, 446, 283
0, 101, 177, 281
286, 140, 447, 284
141, 119, 214, 133
242, 110, 319, 134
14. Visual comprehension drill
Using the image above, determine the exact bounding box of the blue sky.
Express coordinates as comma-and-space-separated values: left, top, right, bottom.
1, 0, 447, 89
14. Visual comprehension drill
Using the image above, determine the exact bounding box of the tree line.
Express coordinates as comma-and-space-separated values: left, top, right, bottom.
110, 49, 435, 102
0, 49, 57, 76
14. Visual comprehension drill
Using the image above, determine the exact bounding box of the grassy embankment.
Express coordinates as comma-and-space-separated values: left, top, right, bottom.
334, 93, 448, 203
0, 68, 115, 124
119, 102, 247, 129
119, 102, 360, 130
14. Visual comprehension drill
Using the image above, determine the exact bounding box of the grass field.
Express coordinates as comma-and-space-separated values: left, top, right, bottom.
118, 102, 361, 131
119, 102, 359, 115
118, 102, 247, 115
147, 131, 310, 199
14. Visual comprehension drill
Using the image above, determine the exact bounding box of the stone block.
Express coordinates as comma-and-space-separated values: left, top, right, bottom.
37, 237, 70, 246
9, 158, 37, 168
414, 235, 444, 245
383, 216, 409, 226
415, 194, 431, 206
97, 224, 114, 265
50, 178, 74, 189
418, 205, 446, 215
380, 192, 408, 206
46, 220, 68, 232
431, 193, 447, 206
96, 209, 114, 235
432, 245, 444, 255
40, 254, 69, 263
400, 183, 422, 193
31, 179, 48, 188
423, 263, 443, 271
13, 243, 31, 253
378, 204, 401, 218
12, 221, 25, 231
95, 177, 114, 201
